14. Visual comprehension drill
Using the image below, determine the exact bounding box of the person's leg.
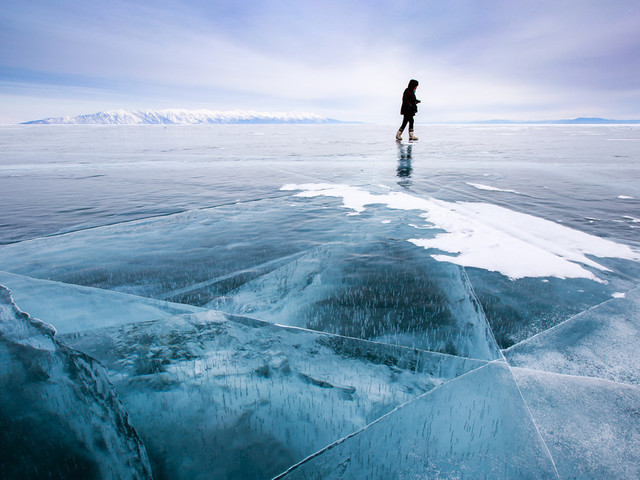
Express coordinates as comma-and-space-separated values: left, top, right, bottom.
397, 115, 410, 139
409, 116, 418, 140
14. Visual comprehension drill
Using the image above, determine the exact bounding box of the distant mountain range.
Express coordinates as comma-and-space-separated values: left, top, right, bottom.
463, 117, 640, 125
23, 109, 345, 125
21, 111, 640, 126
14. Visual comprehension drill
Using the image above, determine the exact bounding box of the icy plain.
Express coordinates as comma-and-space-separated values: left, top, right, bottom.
1, 124, 639, 479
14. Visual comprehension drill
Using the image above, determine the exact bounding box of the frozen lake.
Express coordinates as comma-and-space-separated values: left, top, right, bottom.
1, 124, 640, 478
2, 124, 639, 247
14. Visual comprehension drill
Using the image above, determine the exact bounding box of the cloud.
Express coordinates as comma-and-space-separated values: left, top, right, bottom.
1, 0, 639, 122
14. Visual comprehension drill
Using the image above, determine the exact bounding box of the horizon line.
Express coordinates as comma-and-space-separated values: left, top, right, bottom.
8, 109, 640, 126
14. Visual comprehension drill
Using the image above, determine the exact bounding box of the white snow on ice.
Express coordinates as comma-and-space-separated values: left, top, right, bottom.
466, 182, 521, 194
281, 183, 640, 281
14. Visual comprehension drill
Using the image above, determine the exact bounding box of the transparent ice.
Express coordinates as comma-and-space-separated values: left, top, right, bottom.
1, 124, 639, 478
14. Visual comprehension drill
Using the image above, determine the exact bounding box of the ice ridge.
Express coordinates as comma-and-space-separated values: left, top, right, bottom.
0, 285, 152, 479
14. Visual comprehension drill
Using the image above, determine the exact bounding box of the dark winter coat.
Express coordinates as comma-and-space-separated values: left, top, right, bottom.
400, 79, 420, 116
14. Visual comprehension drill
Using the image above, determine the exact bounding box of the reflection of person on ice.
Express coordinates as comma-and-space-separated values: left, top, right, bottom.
396, 79, 420, 141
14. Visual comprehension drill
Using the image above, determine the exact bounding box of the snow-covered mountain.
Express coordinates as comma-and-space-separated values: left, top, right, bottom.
24, 109, 344, 125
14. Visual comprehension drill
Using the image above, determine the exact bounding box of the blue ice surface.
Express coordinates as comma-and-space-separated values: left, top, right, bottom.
1, 124, 640, 478
60, 308, 487, 479
276, 361, 561, 480
0, 285, 153, 479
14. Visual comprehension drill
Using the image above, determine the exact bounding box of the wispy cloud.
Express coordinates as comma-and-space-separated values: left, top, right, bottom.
1, 0, 639, 123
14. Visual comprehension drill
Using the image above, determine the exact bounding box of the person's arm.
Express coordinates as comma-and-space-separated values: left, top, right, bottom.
403, 90, 415, 110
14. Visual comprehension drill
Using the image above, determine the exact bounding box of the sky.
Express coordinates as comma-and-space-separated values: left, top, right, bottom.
1, 0, 639, 124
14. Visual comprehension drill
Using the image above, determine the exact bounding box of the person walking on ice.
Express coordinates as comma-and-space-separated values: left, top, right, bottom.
396, 79, 421, 141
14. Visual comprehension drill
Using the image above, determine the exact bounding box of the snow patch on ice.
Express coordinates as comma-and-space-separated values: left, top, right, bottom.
282, 183, 640, 281
618, 195, 634, 200
466, 182, 521, 194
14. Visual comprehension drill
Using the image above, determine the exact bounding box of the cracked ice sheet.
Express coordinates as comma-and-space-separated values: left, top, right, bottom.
281, 183, 640, 282
0, 286, 153, 479
505, 286, 640, 386
0, 196, 502, 360
275, 361, 559, 480
281, 183, 640, 349
511, 367, 640, 479
0, 200, 342, 301
0, 271, 201, 334
60, 310, 486, 480
210, 242, 502, 361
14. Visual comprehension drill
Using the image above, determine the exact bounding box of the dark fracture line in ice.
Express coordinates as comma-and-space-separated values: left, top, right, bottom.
59, 312, 211, 340
505, 363, 562, 479
460, 266, 506, 361
105, 306, 488, 365
0, 270, 205, 327
268, 164, 368, 188
502, 284, 640, 355
268, 157, 395, 192
393, 170, 536, 206
272, 360, 506, 480
224, 311, 493, 365
56, 305, 492, 367
0, 270, 202, 313
506, 364, 640, 391
4, 160, 389, 246
157, 250, 310, 301
58, 312, 195, 338
202, 242, 503, 363
1, 193, 294, 246
424, 181, 532, 211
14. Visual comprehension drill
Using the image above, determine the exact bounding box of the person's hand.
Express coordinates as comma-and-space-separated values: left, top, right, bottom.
416, 100, 421, 104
